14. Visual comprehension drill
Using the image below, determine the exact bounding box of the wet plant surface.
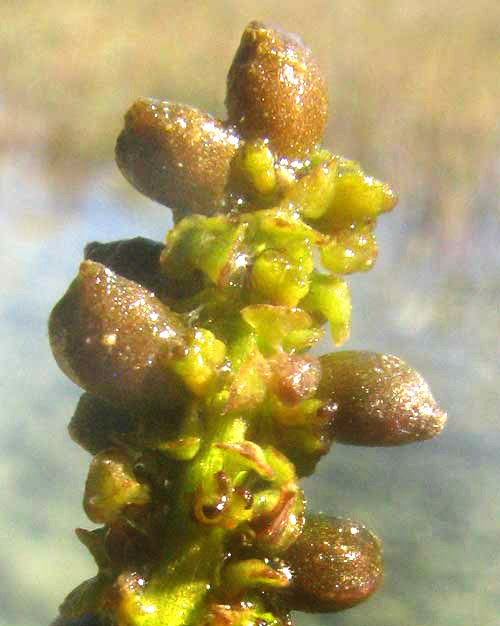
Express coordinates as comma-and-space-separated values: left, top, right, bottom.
1, 6, 499, 626
44, 21, 450, 626
2, 177, 499, 626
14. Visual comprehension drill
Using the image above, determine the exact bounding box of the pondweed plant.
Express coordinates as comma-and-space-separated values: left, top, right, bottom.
49, 21, 447, 626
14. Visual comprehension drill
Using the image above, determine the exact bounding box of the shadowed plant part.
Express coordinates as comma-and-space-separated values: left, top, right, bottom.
49, 20, 446, 626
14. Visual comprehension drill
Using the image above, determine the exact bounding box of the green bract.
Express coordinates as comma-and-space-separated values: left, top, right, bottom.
49, 20, 446, 626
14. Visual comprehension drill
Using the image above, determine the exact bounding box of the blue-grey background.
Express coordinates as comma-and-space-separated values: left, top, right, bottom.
1, 2, 499, 625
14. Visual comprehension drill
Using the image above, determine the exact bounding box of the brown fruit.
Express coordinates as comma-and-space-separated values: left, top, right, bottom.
84, 237, 165, 295
116, 98, 240, 220
318, 351, 447, 445
281, 515, 383, 612
48, 260, 187, 410
84, 236, 201, 302
68, 393, 135, 455
226, 21, 328, 158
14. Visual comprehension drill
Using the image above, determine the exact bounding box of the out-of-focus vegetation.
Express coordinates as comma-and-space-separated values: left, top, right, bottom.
2, 0, 498, 243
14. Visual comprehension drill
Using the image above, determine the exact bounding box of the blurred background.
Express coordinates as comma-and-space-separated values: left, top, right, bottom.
1, 1, 499, 625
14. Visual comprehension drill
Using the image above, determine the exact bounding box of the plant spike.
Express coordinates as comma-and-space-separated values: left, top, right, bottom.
49, 20, 446, 626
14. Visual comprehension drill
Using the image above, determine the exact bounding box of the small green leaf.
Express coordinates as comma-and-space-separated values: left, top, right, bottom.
242, 304, 317, 353
318, 158, 397, 229
83, 448, 150, 525
279, 157, 338, 219
320, 222, 378, 274
300, 272, 351, 345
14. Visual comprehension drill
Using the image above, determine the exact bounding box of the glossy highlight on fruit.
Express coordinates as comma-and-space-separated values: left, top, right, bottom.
116, 99, 240, 220
49, 19, 447, 626
48, 260, 187, 410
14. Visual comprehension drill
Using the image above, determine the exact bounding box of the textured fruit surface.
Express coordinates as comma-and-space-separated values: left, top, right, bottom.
116, 98, 239, 220
48, 260, 187, 409
281, 515, 383, 612
318, 351, 447, 445
226, 21, 328, 158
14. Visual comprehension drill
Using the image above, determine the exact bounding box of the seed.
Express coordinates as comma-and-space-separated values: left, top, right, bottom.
84, 237, 164, 294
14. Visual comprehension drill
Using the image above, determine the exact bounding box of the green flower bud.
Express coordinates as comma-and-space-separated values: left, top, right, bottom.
279, 157, 337, 220
318, 158, 397, 230
49, 260, 187, 410
255, 208, 325, 261
193, 470, 253, 529
172, 328, 226, 396
300, 272, 351, 346
251, 249, 310, 307
320, 222, 378, 274
241, 304, 323, 354
281, 515, 383, 612
318, 351, 448, 445
221, 558, 289, 599
116, 98, 240, 220
252, 486, 305, 555
269, 401, 336, 478
237, 138, 277, 197
226, 21, 328, 158
161, 215, 248, 287
203, 602, 286, 626
83, 448, 151, 524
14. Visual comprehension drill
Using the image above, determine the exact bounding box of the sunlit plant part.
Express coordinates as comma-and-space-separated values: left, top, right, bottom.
49, 20, 446, 626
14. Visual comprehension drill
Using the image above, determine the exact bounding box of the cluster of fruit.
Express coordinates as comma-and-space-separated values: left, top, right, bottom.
49, 21, 446, 626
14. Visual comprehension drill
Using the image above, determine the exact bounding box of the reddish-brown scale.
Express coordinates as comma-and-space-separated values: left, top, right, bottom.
270, 354, 321, 404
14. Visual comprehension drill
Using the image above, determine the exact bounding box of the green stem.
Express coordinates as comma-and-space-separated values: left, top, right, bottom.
121, 412, 247, 626
130, 526, 225, 626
